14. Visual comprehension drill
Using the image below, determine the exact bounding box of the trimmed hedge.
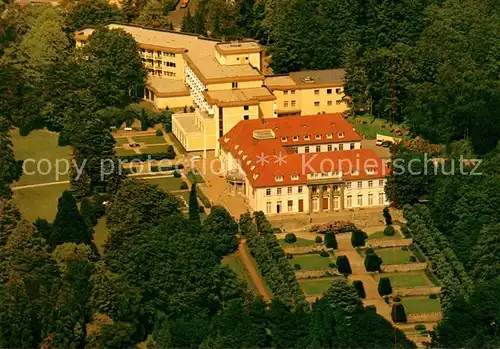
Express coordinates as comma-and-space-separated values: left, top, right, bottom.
353, 280, 366, 299
117, 148, 176, 162
197, 189, 211, 208
285, 233, 297, 243
324, 232, 338, 249
336, 255, 352, 274
378, 277, 392, 296
365, 251, 382, 272
351, 229, 367, 247
391, 303, 407, 323
384, 225, 395, 236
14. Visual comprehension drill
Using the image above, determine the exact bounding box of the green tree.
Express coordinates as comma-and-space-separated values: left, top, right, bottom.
66, 0, 124, 33
0, 118, 20, 197
49, 191, 91, 247
336, 255, 352, 274
202, 206, 238, 257
383, 207, 392, 225
188, 183, 200, 224
181, 9, 194, 33
134, 0, 174, 29
81, 197, 98, 227
378, 277, 392, 296
351, 229, 366, 247
391, 303, 407, 323
365, 250, 382, 272
81, 27, 146, 109
353, 280, 366, 298
324, 231, 338, 249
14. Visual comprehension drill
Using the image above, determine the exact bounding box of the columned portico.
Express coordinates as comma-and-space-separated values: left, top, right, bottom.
308, 182, 345, 213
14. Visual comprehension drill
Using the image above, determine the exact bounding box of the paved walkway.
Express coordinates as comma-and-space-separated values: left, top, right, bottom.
11, 180, 69, 190
238, 239, 271, 303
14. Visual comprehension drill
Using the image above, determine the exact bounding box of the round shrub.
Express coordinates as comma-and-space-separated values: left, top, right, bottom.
285, 233, 297, 244
155, 128, 163, 136
378, 277, 392, 296
383, 207, 393, 225
315, 236, 323, 243
429, 294, 438, 299
409, 256, 417, 262
286, 254, 293, 260
391, 303, 407, 323
336, 255, 352, 274
173, 170, 181, 178
366, 247, 375, 254
353, 280, 366, 299
414, 324, 426, 331
393, 296, 401, 302
180, 182, 188, 190
199, 206, 205, 213
328, 263, 336, 268
324, 232, 338, 249
384, 225, 395, 236
351, 229, 366, 247
401, 246, 408, 251
365, 252, 382, 272
294, 264, 301, 270
319, 250, 329, 257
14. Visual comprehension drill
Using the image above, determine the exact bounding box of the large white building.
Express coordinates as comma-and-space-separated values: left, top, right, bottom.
219, 113, 389, 215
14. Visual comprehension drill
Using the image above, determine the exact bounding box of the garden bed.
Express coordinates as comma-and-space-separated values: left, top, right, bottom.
386, 273, 430, 288
402, 297, 441, 314
288, 253, 334, 270
279, 237, 317, 247
377, 248, 415, 265
299, 278, 342, 295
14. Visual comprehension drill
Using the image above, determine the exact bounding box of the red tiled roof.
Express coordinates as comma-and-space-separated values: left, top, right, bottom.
220, 114, 388, 188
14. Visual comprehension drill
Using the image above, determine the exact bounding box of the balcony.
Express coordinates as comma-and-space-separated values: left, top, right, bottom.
226, 170, 245, 183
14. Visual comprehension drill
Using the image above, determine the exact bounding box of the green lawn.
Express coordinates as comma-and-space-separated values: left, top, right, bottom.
222, 252, 261, 297
300, 278, 342, 295
289, 253, 334, 270
377, 248, 414, 265
140, 176, 185, 191
279, 237, 317, 247
401, 297, 441, 314
347, 115, 404, 140
11, 129, 71, 186
142, 145, 171, 154
369, 230, 402, 239
114, 137, 130, 146
12, 183, 69, 222
93, 217, 109, 255
186, 169, 205, 184
133, 135, 166, 145
387, 273, 429, 288
116, 148, 138, 156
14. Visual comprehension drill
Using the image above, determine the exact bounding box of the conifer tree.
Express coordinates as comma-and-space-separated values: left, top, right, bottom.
0, 118, 20, 198
189, 183, 200, 224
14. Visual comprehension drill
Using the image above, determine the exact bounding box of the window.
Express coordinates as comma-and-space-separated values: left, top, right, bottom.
291, 100, 296, 107
339, 144, 344, 151
368, 180, 373, 188
266, 189, 271, 196
291, 174, 299, 180
312, 186, 317, 193
379, 192, 385, 205
333, 185, 339, 192
287, 186, 292, 194
336, 88, 342, 94
350, 143, 355, 150
327, 88, 332, 94
338, 132, 344, 138
284, 90, 288, 95
288, 200, 293, 212
368, 193, 374, 206
266, 202, 271, 214
336, 99, 343, 105
346, 182, 351, 189
277, 188, 282, 195
357, 194, 363, 207
293, 136, 299, 141
291, 90, 296, 95
244, 105, 249, 111
323, 185, 328, 192
304, 146, 309, 153
232, 82, 238, 88
357, 181, 362, 189
327, 144, 332, 151
275, 176, 283, 182
379, 179, 384, 187
347, 195, 352, 208
326, 133, 333, 139
243, 115, 249, 120
327, 100, 333, 106
314, 89, 320, 95
281, 136, 288, 142
298, 186, 303, 193
284, 101, 289, 107
315, 134, 321, 140
314, 101, 320, 106
316, 145, 321, 152
292, 146, 298, 153
304, 135, 310, 140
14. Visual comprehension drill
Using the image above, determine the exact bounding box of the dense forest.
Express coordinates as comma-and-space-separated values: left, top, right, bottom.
1, 0, 500, 347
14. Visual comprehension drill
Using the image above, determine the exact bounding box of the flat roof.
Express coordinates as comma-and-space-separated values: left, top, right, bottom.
147, 77, 190, 97
173, 113, 203, 134
290, 69, 346, 86
204, 87, 275, 106
264, 75, 296, 87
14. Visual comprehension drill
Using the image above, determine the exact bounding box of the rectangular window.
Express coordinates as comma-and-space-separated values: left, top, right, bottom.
327, 144, 332, 151
232, 82, 238, 88
357, 181, 362, 189
346, 182, 351, 189
304, 146, 309, 153
284, 101, 289, 107
347, 195, 352, 208
336, 88, 342, 94
327, 100, 333, 106
327, 88, 332, 94
243, 115, 249, 120
357, 194, 363, 207
314, 89, 320, 95
339, 144, 343, 151
291, 100, 296, 107
284, 90, 288, 95
266, 188, 271, 196
368, 180, 373, 188
277, 188, 282, 195
350, 143, 355, 150
336, 100, 342, 105
288, 200, 293, 212
287, 186, 292, 194
314, 101, 320, 106
298, 186, 303, 193
316, 145, 321, 152
368, 193, 373, 206
379, 179, 384, 187
293, 146, 298, 153
244, 105, 249, 111
266, 202, 271, 214
291, 90, 295, 95
379, 192, 385, 205
312, 186, 317, 193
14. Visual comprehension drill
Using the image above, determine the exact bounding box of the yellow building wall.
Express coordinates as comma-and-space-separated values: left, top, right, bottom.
215, 51, 261, 70
207, 80, 263, 91
213, 104, 259, 152
258, 100, 276, 118
299, 87, 348, 115
153, 94, 193, 110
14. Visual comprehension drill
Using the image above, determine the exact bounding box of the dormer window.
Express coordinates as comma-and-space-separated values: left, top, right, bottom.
338, 132, 344, 138
291, 174, 299, 180
304, 135, 310, 140
326, 133, 333, 139
315, 134, 321, 140
281, 136, 288, 142
275, 176, 283, 182
293, 136, 299, 141
352, 169, 359, 175
366, 168, 375, 174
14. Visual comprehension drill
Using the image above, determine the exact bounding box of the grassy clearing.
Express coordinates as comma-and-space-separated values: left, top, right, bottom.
402, 297, 441, 314
347, 115, 404, 140
114, 137, 130, 146
93, 217, 109, 255
116, 148, 138, 156
387, 273, 430, 288
289, 253, 333, 270
12, 183, 69, 222
377, 248, 414, 265
369, 230, 402, 239
142, 145, 171, 154
222, 252, 260, 297
300, 278, 342, 295
140, 176, 185, 191
279, 237, 317, 247
11, 129, 71, 186
133, 135, 166, 145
